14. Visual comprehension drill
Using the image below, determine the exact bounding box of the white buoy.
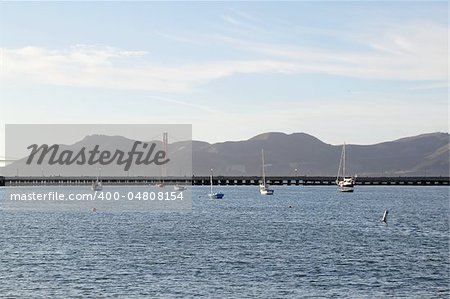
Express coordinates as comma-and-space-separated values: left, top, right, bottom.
381, 209, 388, 223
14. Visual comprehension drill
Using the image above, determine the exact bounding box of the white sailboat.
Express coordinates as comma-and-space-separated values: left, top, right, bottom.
208, 169, 224, 199
336, 142, 356, 192
154, 181, 165, 188
259, 149, 274, 195
174, 184, 187, 191
91, 168, 103, 191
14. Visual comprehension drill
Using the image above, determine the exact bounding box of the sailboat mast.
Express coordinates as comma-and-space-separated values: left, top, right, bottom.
343, 142, 346, 178
261, 149, 266, 184
210, 169, 213, 194
337, 145, 344, 180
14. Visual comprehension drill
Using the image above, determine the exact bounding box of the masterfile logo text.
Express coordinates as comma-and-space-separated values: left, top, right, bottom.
26, 141, 170, 171
4, 124, 192, 177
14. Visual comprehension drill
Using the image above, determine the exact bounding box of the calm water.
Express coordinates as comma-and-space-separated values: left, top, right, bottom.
0, 186, 448, 298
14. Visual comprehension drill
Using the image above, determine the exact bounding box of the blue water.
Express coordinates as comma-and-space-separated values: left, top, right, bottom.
0, 186, 448, 298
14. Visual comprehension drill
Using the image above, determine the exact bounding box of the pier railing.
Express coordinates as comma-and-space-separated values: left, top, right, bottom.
1, 176, 449, 186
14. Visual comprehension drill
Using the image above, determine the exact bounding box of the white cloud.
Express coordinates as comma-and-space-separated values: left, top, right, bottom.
146, 95, 223, 114
408, 82, 449, 91
220, 21, 448, 81
154, 32, 201, 45
0, 45, 307, 92
0, 22, 447, 92
221, 15, 241, 26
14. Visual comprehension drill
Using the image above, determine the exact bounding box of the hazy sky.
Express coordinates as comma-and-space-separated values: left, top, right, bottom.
0, 1, 448, 156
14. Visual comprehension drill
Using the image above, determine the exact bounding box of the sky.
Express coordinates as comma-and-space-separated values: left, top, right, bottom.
0, 1, 448, 159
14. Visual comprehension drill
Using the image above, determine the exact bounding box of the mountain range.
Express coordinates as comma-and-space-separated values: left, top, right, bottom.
192, 132, 449, 176
2, 132, 448, 177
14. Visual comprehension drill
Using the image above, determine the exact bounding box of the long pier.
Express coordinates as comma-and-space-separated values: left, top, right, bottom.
1, 176, 449, 186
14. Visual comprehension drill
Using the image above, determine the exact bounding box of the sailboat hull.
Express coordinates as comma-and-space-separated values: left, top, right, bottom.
260, 189, 274, 195
338, 187, 354, 192
208, 192, 224, 199
91, 182, 102, 191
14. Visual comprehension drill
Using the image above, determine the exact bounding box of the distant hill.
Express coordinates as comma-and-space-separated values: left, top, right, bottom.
2, 132, 449, 177
192, 132, 449, 176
